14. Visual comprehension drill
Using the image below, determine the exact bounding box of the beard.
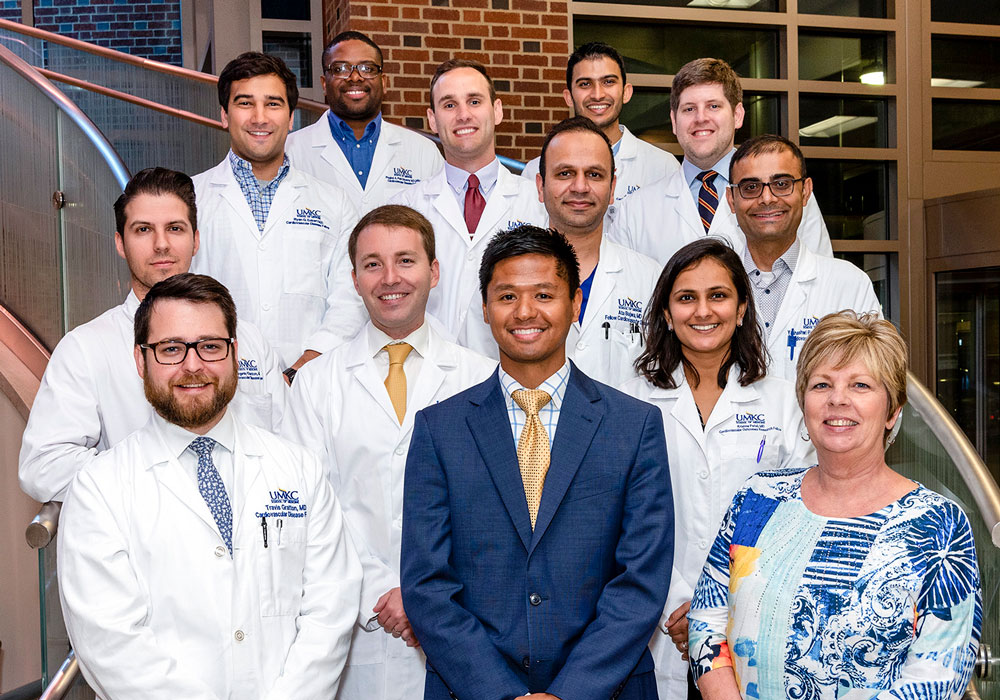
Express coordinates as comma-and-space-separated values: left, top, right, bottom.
143, 358, 238, 430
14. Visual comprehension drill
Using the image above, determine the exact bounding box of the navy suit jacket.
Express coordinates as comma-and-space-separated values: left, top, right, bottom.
401, 364, 673, 700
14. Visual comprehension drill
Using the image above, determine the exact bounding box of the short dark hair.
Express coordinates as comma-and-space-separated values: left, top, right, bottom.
429, 58, 496, 106
323, 30, 383, 67
566, 41, 627, 89
538, 116, 614, 183
670, 58, 742, 115
730, 134, 808, 180
479, 225, 580, 302
634, 238, 767, 390
349, 204, 436, 267
218, 51, 299, 112
135, 273, 238, 347
114, 167, 197, 235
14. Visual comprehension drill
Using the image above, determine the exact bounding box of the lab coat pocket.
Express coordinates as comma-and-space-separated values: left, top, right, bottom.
234, 393, 274, 432
282, 227, 326, 297
257, 519, 307, 616
604, 326, 643, 386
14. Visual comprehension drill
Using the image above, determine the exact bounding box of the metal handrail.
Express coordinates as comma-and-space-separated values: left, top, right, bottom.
26, 501, 61, 549
38, 651, 78, 700
0, 18, 327, 114
0, 43, 129, 189
907, 370, 1000, 548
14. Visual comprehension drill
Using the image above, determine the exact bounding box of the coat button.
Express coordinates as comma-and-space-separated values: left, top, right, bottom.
522, 656, 530, 669
395, 446, 405, 455
214, 545, 226, 558
529, 593, 541, 606
699, 470, 709, 479
576, 341, 586, 351
234, 629, 245, 642
699, 539, 708, 550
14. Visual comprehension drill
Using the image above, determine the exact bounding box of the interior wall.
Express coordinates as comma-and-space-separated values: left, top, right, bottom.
0, 396, 40, 691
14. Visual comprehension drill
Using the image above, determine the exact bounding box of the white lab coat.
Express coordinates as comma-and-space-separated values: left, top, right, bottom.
608, 163, 833, 266
286, 112, 445, 214
18, 291, 286, 503
57, 411, 363, 700
521, 125, 680, 224
392, 163, 547, 357
566, 237, 661, 387
762, 242, 882, 381
281, 323, 496, 700
620, 366, 816, 700
191, 158, 365, 367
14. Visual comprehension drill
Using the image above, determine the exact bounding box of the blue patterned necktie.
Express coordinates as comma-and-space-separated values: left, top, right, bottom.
696, 170, 720, 233
189, 436, 233, 556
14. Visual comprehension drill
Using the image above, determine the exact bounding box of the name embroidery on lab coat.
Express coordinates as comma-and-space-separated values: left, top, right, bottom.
255, 489, 308, 519
238, 358, 264, 381
604, 297, 644, 325
285, 208, 330, 229
718, 413, 783, 435
385, 167, 419, 185
786, 316, 821, 361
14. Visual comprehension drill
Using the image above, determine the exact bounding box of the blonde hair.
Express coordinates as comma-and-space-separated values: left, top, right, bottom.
795, 311, 908, 444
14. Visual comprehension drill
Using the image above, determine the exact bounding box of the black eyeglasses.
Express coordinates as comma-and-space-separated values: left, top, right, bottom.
323, 62, 383, 79
730, 177, 806, 199
139, 338, 235, 365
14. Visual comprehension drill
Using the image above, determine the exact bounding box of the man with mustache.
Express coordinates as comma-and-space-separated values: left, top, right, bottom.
19, 167, 285, 505
286, 31, 444, 214
57, 272, 362, 699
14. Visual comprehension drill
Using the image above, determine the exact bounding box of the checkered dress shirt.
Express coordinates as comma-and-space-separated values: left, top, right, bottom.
742, 238, 800, 338
228, 150, 291, 232
499, 361, 570, 448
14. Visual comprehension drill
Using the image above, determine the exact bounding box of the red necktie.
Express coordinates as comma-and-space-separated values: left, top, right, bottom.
464, 174, 486, 237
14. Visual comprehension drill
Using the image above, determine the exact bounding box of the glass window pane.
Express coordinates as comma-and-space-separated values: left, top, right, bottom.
573, 20, 778, 78
931, 0, 1000, 25
799, 31, 889, 84
622, 89, 780, 144
799, 95, 891, 148
932, 36, 1000, 90
834, 252, 896, 321
809, 159, 892, 240
798, 0, 886, 18
576, 0, 777, 10
262, 0, 310, 21
262, 31, 313, 89
932, 99, 1000, 151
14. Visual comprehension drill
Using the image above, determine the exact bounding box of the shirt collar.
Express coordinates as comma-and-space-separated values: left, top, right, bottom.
742, 237, 800, 276
152, 406, 237, 461
328, 111, 383, 144
611, 124, 625, 155
498, 360, 571, 412
444, 158, 500, 197
228, 149, 290, 187
124, 289, 141, 316
682, 148, 734, 189
367, 321, 431, 360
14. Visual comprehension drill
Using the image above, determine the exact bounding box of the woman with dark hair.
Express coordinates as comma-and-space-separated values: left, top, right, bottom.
621, 237, 815, 700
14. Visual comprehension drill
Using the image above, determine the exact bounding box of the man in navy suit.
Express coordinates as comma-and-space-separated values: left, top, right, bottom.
401, 225, 673, 700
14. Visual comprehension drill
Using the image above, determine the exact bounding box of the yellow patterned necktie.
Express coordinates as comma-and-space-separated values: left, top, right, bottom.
383, 343, 413, 424
512, 388, 552, 529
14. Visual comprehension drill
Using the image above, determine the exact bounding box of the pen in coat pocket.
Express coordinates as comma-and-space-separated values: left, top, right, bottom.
757, 436, 766, 464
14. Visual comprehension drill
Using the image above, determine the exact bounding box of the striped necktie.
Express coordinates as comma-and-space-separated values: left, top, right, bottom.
696, 170, 720, 233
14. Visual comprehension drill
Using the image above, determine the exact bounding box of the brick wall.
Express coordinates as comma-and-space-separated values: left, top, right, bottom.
32, 0, 183, 66
322, 0, 571, 164
1, 0, 22, 21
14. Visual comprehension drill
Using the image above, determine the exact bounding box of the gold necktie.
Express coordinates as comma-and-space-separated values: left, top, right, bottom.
383, 343, 413, 424
512, 389, 552, 529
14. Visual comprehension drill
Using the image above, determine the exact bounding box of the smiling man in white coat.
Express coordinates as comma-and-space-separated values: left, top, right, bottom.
286, 31, 444, 213
57, 273, 362, 700
522, 42, 678, 223
728, 134, 881, 380
537, 117, 660, 387
19, 167, 285, 505
610, 58, 833, 266
192, 52, 364, 374
282, 204, 496, 700
393, 59, 546, 357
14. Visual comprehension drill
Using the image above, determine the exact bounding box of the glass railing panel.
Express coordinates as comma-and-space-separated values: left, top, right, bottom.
888, 380, 1000, 699
0, 52, 65, 349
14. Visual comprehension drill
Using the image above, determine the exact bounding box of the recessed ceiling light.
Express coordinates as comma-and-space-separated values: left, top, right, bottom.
799, 115, 879, 139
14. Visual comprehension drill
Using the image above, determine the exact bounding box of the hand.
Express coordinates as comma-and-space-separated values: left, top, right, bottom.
373, 587, 420, 647
284, 350, 321, 385
666, 600, 691, 660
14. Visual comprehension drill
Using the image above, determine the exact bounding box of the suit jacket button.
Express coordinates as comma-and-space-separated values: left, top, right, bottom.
529, 593, 541, 606
522, 656, 530, 669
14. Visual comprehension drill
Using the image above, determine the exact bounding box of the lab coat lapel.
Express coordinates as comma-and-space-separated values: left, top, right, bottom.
664, 368, 706, 448
429, 173, 470, 243
704, 366, 760, 434
231, 421, 265, 527
770, 242, 815, 350
141, 427, 224, 537
404, 330, 450, 431
262, 171, 304, 237
529, 366, 602, 552
473, 168, 517, 240
667, 170, 704, 241
353, 352, 402, 427
319, 140, 364, 199
467, 374, 533, 550
218, 166, 264, 240
368, 124, 401, 194
578, 237, 621, 336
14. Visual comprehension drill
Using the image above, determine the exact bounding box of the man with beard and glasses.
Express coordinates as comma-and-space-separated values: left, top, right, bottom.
57, 273, 362, 700
19, 167, 285, 505
521, 42, 679, 224
287, 31, 444, 214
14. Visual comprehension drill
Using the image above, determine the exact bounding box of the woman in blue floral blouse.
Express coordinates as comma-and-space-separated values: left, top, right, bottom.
688, 311, 982, 699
